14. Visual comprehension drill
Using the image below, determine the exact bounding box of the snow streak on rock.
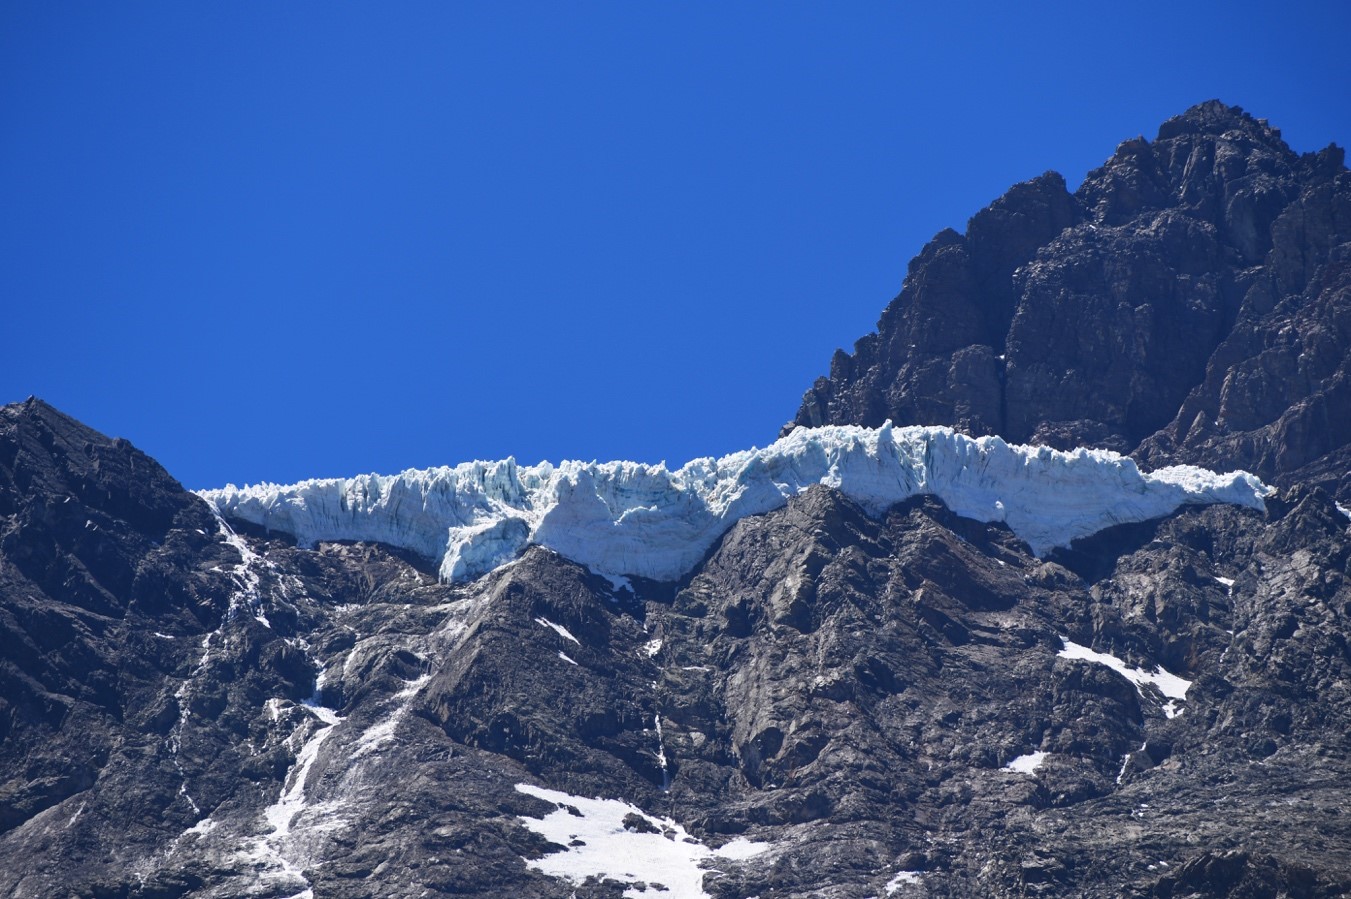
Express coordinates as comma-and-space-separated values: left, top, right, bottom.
354, 674, 430, 758
534, 616, 580, 645
167, 514, 277, 821
201, 424, 1269, 584
1058, 639, 1193, 718
242, 698, 346, 897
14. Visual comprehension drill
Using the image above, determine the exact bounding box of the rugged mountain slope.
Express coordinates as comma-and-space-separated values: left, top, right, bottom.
0, 399, 315, 895
3, 102, 1351, 899
3, 398, 1350, 898
789, 101, 1351, 502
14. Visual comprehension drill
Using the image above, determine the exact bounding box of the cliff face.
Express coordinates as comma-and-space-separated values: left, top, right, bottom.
790, 101, 1351, 500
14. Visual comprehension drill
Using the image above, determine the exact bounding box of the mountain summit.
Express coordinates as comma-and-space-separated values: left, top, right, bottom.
789, 101, 1350, 503
3, 105, 1351, 898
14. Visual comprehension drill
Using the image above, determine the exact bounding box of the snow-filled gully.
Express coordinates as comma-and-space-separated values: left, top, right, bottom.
239, 682, 346, 898
166, 514, 288, 829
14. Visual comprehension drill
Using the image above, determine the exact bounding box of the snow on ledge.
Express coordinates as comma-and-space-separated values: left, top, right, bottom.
199, 424, 1269, 584
1058, 638, 1193, 718
1003, 751, 1048, 774
886, 870, 925, 893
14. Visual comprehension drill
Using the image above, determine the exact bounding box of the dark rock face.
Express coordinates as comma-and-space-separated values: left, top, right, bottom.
3, 400, 1350, 897
0, 400, 223, 833
790, 101, 1351, 500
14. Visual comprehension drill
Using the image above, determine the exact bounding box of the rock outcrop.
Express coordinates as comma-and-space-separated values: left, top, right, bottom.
789, 101, 1351, 502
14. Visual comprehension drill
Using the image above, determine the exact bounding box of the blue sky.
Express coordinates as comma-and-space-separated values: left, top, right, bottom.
3, 2, 1347, 489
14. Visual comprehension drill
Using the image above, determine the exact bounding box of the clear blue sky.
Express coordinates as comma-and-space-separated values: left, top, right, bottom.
3, 2, 1347, 489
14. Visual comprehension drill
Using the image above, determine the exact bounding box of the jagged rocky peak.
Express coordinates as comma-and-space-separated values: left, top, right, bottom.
1087, 99, 1305, 237
789, 101, 1351, 502
0, 397, 192, 534
0, 397, 224, 622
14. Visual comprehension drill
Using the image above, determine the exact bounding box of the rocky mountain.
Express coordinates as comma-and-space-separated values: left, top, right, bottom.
789, 101, 1351, 504
3, 101, 1351, 899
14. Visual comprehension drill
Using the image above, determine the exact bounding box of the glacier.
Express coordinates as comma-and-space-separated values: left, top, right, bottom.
199, 424, 1270, 584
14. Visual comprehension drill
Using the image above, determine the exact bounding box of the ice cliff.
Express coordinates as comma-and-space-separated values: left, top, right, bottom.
199, 424, 1270, 583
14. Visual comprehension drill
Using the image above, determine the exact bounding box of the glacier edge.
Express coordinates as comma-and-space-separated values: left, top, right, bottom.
198, 424, 1271, 584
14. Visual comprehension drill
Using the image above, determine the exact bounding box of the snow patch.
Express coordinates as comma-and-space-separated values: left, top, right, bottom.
201, 424, 1270, 584
394, 672, 431, 699
1058, 639, 1192, 718
515, 783, 769, 898
163, 519, 278, 823
558, 651, 578, 666
1003, 751, 1047, 774
886, 870, 924, 893
1118, 741, 1147, 785
177, 782, 200, 814
183, 817, 217, 837
603, 571, 634, 593
354, 717, 399, 756
217, 516, 264, 620
262, 704, 344, 840
535, 617, 581, 645
644, 638, 663, 658
653, 715, 670, 791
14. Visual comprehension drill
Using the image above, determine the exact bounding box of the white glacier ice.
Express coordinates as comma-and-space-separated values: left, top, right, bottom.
199, 424, 1270, 584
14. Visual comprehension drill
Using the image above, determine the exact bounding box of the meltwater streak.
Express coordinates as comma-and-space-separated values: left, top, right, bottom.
200, 424, 1270, 583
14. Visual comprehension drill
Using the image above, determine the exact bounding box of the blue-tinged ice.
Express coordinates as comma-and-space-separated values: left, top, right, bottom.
199, 424, 1269, 584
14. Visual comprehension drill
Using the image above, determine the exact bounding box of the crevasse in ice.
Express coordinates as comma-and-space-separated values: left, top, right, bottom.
199, 424, 1270, 583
